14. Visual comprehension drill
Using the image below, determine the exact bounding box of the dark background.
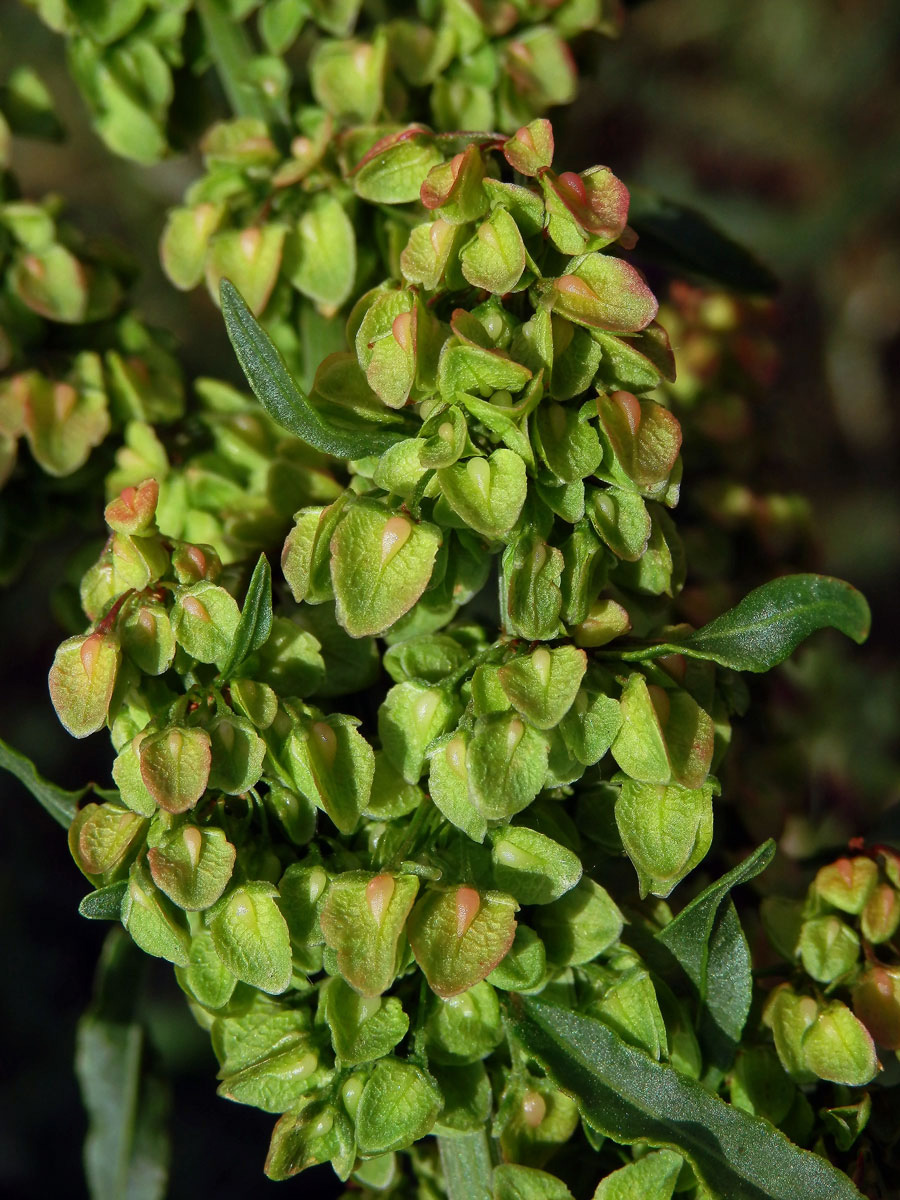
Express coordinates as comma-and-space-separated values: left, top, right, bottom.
1, 0, 898, 1195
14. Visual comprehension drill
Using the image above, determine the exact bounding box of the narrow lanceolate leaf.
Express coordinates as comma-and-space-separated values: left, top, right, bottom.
610, 575, 870, 672
513, 998, 863, 1200
650, 842, 775, 1069
220, 279, 402, 458
219, 554, 273, 680
76, 930, 170, 1200
0, 734, 86, 827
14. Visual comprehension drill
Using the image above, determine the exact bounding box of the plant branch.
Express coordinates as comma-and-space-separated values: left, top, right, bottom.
195, 0, 271, 123
438, 1131, 493, 1200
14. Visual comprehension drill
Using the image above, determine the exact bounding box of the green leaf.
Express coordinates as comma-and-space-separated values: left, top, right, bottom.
194, 0, 276, 123
207, 881, 293, 995
655, 842, 775, 1067
613, 575, 871, 672
0, 734, 86, 828
76, 931, 170, 1200
513, 998, 863, 1200
626, 188, 778, 295
220, 279, 402, 457
218, 553, 273, 680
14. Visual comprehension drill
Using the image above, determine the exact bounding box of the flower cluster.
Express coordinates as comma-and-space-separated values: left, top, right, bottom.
0, 124, 183, 579
26, 0, 622, 164
48, 126, 752, 1186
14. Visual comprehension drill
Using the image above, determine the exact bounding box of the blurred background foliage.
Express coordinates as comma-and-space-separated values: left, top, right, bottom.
1, 0, 898, 1196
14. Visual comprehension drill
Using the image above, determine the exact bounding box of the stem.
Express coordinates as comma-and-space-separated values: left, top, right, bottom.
438, 1131, 493, 1200
195, 0, 272, 123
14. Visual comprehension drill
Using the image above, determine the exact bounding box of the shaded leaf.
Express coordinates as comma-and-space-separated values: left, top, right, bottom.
76, 931, 170, 1200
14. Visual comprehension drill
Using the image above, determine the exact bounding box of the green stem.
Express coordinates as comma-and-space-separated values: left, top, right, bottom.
195, 0, 271, 123
438, 1131, 493, 1200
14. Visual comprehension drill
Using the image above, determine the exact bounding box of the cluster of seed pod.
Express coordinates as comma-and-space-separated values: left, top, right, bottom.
47, 121, 757, 1186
